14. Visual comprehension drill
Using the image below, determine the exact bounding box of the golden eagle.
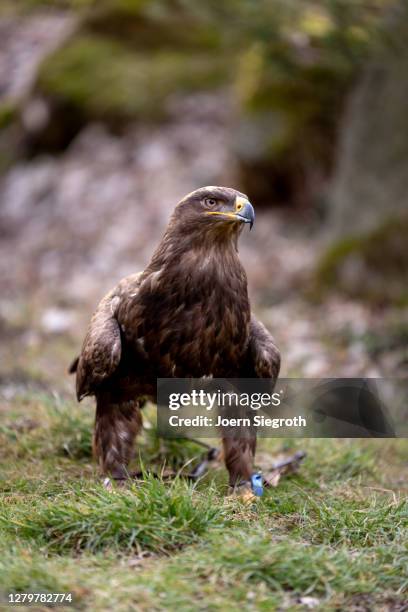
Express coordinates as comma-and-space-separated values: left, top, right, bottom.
70, 186, 280, 492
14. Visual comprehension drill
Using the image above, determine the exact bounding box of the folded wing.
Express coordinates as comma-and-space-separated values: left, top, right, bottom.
76, 292, 122, 401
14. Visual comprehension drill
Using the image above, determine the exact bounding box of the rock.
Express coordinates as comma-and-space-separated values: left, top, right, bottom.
0, 92, 235, 305
0, 13, 75, 104
21, 97, 50, 134
315, 3, 408, 304
328, 4, 408, 237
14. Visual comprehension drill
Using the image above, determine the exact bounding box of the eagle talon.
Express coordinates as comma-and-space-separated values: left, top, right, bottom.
228, 474, 263, 503
228, 482, 255, 503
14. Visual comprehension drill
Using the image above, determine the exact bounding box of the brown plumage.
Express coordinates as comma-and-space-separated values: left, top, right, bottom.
72, 186, 280, 487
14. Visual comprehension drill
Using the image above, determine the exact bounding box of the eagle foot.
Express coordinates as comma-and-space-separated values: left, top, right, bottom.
228, 474, 264, 503
228, 482, 257, 503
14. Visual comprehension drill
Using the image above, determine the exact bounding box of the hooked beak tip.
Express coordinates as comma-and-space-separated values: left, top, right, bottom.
235, 199, 255, 229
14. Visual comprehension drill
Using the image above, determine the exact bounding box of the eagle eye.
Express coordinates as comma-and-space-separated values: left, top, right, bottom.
204, 197, 218, 208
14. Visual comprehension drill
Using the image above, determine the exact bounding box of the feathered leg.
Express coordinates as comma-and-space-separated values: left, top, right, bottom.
220, 389, 257, 488
222, 435, 256, 487
94, 392, 142, 480
223, 316, 281, 494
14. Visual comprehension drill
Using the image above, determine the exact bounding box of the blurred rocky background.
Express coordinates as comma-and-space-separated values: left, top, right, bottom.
0, 0, 407, 395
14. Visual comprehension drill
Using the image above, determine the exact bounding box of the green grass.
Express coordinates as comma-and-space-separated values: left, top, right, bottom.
1, 478, 225, 554
0, 391, 407, 610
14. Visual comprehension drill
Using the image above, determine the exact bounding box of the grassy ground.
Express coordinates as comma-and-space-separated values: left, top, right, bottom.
0, 392, 407, 611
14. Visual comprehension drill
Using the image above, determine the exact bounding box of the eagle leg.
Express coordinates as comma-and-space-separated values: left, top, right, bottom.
221, 315, 281, 494
222, 435, 256, 488
94, 392, 143, 480
220, 393, 257, 488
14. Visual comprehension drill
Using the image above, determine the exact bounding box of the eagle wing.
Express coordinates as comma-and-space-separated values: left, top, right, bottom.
76, 291, 122, 401
75, 272, 142, 400
244, 314, 281, 380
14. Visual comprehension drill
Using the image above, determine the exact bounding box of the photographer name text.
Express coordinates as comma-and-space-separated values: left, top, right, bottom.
168, 414, 307, 428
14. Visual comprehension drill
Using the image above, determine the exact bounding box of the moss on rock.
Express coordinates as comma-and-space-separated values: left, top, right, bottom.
84, 0, 223, 52
37, 34, 230, 124
0, 104, 20, 174
314, 216, 408, 306
0, 104, 17, 130
28, 0, 229, 145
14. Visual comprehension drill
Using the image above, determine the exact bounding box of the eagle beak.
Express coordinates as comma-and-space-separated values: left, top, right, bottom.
235, 197, 255, 230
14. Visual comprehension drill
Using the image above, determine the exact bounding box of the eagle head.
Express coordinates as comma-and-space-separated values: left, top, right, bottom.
172, 186, 255, 239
